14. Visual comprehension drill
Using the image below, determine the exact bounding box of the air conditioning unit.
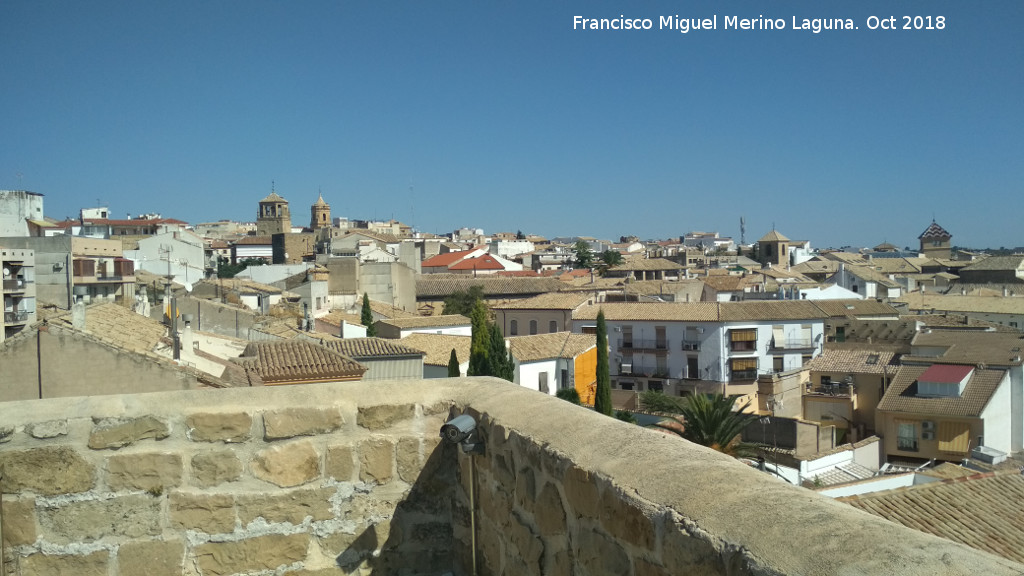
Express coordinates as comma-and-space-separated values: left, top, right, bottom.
922, 431, 935, 441
921, 421, 935, 431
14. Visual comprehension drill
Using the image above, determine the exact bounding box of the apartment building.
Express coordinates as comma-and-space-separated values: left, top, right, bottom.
1, 246, 36, 342
571, 300, 827, 397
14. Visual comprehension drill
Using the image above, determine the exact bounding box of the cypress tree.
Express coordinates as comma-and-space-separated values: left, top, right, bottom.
361, 293, 376, 337
447, 349, 461, 377
488, 322, 514, 381
468, 299, 490, 376
593, 309, 612, 415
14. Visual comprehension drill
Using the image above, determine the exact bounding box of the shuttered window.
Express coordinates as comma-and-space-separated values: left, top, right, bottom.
731, 329, 757, 342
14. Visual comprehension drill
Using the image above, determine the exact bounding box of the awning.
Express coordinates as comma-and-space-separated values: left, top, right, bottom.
938, 421, 971, 454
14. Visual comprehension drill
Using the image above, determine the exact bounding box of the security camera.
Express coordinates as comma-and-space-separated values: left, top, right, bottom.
440, 414, 484, 455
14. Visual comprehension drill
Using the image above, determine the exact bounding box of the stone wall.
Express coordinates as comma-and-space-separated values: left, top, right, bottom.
0, 383, 457, 575
2, 378, 1023, 576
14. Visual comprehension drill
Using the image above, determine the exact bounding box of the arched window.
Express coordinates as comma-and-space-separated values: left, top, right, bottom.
510, 319, 518, 336
529, 320, 538, 335
549, 320, 558, 333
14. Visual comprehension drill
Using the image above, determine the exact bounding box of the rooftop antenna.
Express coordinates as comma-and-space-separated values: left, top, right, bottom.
409, 179, 415, 232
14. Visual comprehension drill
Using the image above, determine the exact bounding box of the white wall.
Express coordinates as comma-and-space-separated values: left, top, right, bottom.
981, 373, 1013, 454
515, 358, 557, 395
401, 326, 472, 338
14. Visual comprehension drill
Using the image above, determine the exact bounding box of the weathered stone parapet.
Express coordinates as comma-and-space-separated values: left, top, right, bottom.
0, 378, 1020, 576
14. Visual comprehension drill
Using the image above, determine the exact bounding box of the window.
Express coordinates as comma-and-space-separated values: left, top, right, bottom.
730, 329, 757, 351
897, 422, 918, 451
560, 368, 568, 390
686, 356, 699, 379
529, 320, 538, 335
648, 380, 663, 393
773, 356, 784, 373
510, 319, 518, 336
549, 320, 558, 333
581, 326, 596, 335
730, 358, 758, 380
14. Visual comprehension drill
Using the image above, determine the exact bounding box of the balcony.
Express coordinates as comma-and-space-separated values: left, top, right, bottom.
3, 278, 33, 292
731, 369, 758, 381
771, 337, 815, 350
617, 338, 670, 352
805, 382, 855, 397
4, 310, 31, 324
681, 339, 700, 351
618, 363, 669, 378
72, 273, 135, 284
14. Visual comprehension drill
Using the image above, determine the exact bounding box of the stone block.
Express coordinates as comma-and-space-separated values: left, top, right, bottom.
186, 412, 252, 443
237, 487, 335, 525
26, 419, 68, 439
479, 484, 512, 529
191, 448, 243, 487
39, 494, 161, 543
358, 436, 394, 484
508, 512, 544, 575
107, 452, 183, 492
635, 558, 673, 576
88, 415, 170, 450
319, 520, 394, 559
117, 538, 186, 576
21, 550, 108, 576
195, 533, 310, 576
600, 490, 656, 551
661, 517, 727, 575
563, 465, 601, 520
2, 497, 37, 546
535, 482, 568, 536
252, 439, 321, 488
0, 426, 13, 443
325, 444, 355, 482
409, 521, 451, 550
356, 404, 414, 430
396, 436, 421, 483
574, 528, 629, 576
515, 465, 536, 511
170, 492, 235, 534
421, 401, 451, 416
264, 407, 344, 440
0, 446, 95, 495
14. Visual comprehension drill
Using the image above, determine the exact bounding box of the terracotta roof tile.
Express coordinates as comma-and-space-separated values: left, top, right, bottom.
416, 275, 565, 298
378, 314, 470, 329
877, 365, 1005, 417
507, 333, 596, 363
491, 292, 594, 311
232, 340, 365, 384
840, 471, 1024, 564
804, 349, 899, 375
321, 337, 425, 359
399, 333, 471, 366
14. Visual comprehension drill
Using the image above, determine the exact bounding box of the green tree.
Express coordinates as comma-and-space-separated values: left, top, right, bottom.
640, 392, 761, 457
443, 285, 485, 316
573, 240, 595, 270
601, 249, 623, 267
516, 229, 526, 240
614, 410, 637, 424
467, 299, 491, 376
217, 257, 267, 279
593, 309, 612, 416
447, 349, 461, 377
556, 388, 581, 405
487, 322, 515, 382
360, 293, 376, 337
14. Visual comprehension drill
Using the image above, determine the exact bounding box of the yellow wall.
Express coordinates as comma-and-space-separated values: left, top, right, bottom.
574, 347, 597, 405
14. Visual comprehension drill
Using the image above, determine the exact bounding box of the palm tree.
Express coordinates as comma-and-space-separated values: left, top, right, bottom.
641, 392, 761, 457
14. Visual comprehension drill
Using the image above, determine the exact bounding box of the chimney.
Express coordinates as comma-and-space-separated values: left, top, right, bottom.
1004, 287, 1009, 297
71, 286, 88, 330
181, 314, 194, 356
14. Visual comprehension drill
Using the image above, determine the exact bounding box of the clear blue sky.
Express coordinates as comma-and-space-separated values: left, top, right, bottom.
2, 1, 1022, 249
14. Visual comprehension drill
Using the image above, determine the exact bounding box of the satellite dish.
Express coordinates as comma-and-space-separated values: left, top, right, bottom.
184, 282, 193, 293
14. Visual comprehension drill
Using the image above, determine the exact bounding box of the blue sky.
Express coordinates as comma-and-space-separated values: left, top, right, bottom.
2, 1, 1022, 249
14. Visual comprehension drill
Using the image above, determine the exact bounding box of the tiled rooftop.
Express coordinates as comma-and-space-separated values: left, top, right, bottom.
507, 332, 596, 362
894, 293, 1024, 315
232, 340, 366, 384
491, 292, 593, 310
416, 275, 566, 298
53, 303, 168, 355
804, 348, 898, 375
877, 365, 1006, 418
903, 330, 1024, 367
840, 470, 1024, 564
398, 333, 471, 366
378, 314, 470, 329
321, 337, 425, 359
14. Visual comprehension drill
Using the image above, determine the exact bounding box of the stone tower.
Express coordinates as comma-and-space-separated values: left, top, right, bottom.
310, 193, 331, 229
757, 229, 790, 267
918, 220, 952, 259
256, 189, 291, 236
